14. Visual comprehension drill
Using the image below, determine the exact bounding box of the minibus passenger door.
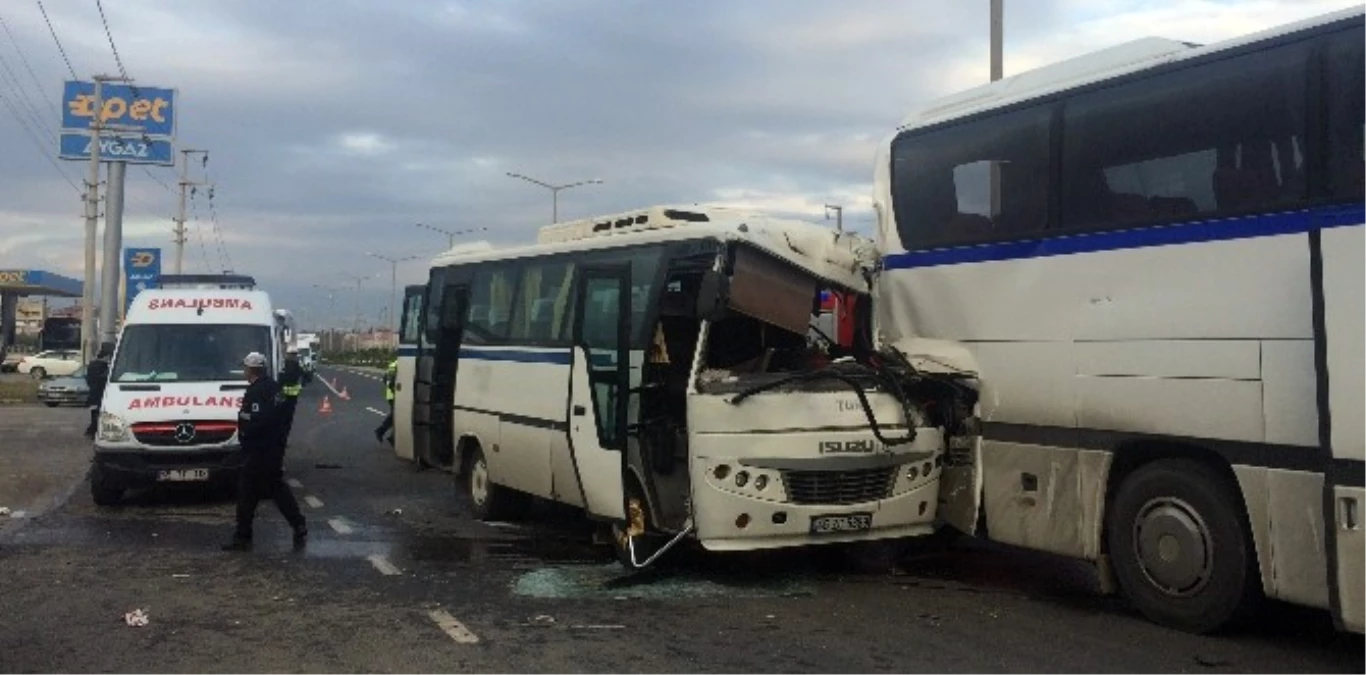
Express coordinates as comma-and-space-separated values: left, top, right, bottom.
568, 265, 630, 520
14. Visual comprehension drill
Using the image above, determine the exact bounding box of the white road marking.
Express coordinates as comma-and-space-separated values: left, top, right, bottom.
317, 375, 343, 397
365, 406, 386, 417
327, 517, 353, 535
304, 495, 323, 509
428, 609, 480, 644
286, 478, 304, 489
368, 554, 401, 576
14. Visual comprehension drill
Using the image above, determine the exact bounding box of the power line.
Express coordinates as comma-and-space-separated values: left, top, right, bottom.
35, 1, 76, 80
0, 12, 60, 120
140, 166, 173, 191
93, 0, 128, 81
0, 45, 57, 143
200, 155, 235, 273
188, 185, 212, 273
0, 85, 80, 193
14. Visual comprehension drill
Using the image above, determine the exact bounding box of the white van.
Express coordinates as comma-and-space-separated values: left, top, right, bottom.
90, 288, 281, 505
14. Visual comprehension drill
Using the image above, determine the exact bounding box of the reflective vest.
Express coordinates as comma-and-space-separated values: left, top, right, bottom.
282, 383, 303, 397
384, 361, 397, 402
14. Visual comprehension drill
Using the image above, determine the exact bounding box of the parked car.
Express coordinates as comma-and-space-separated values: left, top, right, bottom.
0, 346, 21, 373
16, 350, 82, 379
37, 366, 89, 407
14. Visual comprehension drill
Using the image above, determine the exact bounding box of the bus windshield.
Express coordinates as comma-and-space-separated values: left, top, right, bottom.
112, 324, 272, 383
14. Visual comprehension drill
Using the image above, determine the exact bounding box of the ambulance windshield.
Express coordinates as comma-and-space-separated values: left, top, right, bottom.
112, 324, 272, 383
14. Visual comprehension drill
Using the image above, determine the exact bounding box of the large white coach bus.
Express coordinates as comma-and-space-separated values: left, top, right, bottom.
393, 206, 982, 565
871, 7, 1363, 634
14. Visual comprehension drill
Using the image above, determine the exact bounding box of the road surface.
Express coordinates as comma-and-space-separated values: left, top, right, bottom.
0, 366, 1360, 672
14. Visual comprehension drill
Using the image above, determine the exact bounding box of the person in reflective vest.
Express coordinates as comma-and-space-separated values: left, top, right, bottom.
278, 347, 304, 447
374, 358, 397, 445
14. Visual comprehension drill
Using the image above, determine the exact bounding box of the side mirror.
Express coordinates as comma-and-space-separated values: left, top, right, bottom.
695, 269, 730, 321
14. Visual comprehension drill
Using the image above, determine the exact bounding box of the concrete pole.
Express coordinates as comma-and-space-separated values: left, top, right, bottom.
99, 161, 126, 347
988, 0, 1004, 219
81, 78, 105, 363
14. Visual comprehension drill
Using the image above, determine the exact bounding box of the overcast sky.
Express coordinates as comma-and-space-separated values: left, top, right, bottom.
0, 0, 1356, 329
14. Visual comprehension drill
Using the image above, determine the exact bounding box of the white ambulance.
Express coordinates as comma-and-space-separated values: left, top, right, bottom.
90, 287, 282, 505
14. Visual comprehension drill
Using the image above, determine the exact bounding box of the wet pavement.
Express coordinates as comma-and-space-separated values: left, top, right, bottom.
0, 367, 1361, 673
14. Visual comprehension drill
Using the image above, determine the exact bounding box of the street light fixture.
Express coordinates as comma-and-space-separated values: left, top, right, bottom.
338, 272, 379, 338
506, 172, 603, 224
415, 222, 488, 249
366, 252, 421, 336
311, 283, 340, 330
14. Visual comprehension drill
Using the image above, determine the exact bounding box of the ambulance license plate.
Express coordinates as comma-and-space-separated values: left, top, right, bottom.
810, 512, 872, 534
157, 469, 210, 482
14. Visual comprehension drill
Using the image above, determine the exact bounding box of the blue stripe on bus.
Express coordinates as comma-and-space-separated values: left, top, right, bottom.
882, 203, 1365, 270
459, 347, 572, 365
397, 345, 619, 369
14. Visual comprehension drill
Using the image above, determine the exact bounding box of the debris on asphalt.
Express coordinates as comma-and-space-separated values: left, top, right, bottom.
123, 609, 149, 627
529, 614, 556, 627
0, 507, 9, 516
387, 508, 403, 516
171, 574, 190, 579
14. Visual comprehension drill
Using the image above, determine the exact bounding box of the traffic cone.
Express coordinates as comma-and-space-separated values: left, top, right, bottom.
339, 385, 351, 401
318, 396, 333, 414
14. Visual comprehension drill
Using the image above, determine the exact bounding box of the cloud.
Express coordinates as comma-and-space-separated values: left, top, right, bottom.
0, 0, 1356, 326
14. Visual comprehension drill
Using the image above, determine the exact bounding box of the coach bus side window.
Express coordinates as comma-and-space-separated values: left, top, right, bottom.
890, 103, 1052, 249
465, 263, 520, 344
1061, 41, 1310, 232
1325, 27, 1365, 203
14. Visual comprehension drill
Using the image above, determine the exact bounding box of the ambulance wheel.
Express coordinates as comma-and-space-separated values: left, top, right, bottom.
89, 465, 123, 506
1106, 458, 1261, 634
465, 446, 519, 521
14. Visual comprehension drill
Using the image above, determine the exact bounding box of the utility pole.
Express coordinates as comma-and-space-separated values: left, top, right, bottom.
415, 222, 487, 249
989, 0, 1004, 219
824, 204, 844, 233
98, 161, 126, 347
339, 272, 373, 339
81, 76, 112, 363
366, 252, 420, 336
506, 172, 603, 224
173, 149, 210, 274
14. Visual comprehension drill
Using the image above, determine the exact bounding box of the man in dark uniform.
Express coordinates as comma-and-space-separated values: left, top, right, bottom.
223, 351, 307, 551
278, 347, 304, 447
83, 343, 113, 438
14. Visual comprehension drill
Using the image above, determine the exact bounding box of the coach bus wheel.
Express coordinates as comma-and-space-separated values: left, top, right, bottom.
89, 465, 123, 507
465, 446, 514, 521
1106, 458, 1260, 634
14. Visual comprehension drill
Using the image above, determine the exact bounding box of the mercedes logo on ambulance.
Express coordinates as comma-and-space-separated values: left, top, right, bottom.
174, 422, 196, 444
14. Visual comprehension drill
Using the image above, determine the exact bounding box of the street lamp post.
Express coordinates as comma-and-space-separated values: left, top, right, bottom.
366, 252, 420, 336
415, 223, 488, 249
338, 272, 375, 343
506, 172, 603, 223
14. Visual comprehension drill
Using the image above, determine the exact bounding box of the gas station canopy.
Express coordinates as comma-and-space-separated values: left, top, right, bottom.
0, 269, 82, 298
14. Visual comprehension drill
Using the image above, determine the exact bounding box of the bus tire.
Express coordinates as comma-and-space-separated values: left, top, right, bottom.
1106, 458, 1261, 634
465, 446, 512, 521
90, 465, 123, 507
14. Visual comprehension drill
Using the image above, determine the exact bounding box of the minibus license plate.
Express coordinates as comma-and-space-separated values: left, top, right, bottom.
157, 469, 209, 482
810, 513, 872, 534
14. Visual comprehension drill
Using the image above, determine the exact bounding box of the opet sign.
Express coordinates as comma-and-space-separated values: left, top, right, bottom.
59, 81, 177, 166
0, 270, 32, 285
